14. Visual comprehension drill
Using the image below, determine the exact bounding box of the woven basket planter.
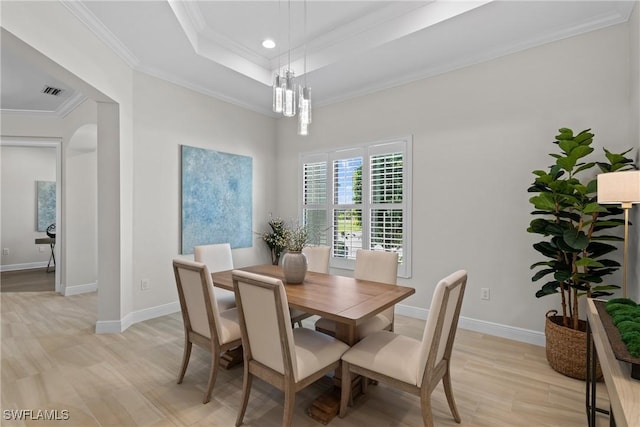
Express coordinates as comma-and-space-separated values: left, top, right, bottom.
545, 310, 602, 381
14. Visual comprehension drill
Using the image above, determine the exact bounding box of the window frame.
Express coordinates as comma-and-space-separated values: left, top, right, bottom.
299, 137, 412, 278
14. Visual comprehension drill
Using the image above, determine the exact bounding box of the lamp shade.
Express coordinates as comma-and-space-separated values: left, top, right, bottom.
597, 170, 640, 204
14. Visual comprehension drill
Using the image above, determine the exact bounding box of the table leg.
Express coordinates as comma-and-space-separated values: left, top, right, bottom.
219, 346, 243, 369
46, 242, 56, 273
586, 318, 610, 426
308, 323, 359, 424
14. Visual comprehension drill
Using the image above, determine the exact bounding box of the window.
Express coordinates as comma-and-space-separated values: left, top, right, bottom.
300, 138, 412, 277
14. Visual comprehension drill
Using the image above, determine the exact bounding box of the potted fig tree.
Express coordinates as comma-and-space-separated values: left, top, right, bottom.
527, 127, 636, 379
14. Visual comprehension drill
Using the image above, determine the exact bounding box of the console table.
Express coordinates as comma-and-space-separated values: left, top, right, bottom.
586, 299, 640, 427
34, 237, 55, 273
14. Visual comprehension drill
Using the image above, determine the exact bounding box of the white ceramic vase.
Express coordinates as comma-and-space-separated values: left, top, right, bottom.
282, 251, 307, 284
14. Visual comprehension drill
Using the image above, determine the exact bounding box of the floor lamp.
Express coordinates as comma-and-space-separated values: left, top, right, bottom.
597, 170, 640, 298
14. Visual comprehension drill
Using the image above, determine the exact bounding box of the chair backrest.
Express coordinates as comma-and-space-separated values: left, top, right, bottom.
232, 270, 298, 380
354, 249, 398, 284
173, 259, 224, 343
301, 246, 330, 274
417, 270, 467, 386
194, 243, 234, 272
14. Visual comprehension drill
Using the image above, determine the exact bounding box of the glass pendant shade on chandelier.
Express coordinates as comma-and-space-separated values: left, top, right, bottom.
272, 0, 311, 135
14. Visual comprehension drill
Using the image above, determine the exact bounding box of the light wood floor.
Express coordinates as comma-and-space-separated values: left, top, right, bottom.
1, 291, 611, 426
1, 269, 55, 293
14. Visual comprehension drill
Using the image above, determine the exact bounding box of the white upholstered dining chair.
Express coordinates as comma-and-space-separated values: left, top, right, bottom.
339, 270, 467, 427
194, 243, 236, 311
301, 245, 330, 273
172, 259, 242, 404
232, 270, 349, 427
290, 245, 331, 327
315, 249, 398, 339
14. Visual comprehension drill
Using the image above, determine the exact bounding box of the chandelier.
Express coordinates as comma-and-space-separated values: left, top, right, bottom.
272, 0, 311, 136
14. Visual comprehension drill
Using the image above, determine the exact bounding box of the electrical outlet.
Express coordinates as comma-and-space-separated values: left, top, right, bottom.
141, 279, 150, 291
2, 248, 8, 255
481, 288, 490, 301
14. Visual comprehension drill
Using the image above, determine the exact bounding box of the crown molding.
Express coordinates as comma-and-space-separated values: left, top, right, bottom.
57, 92, 88, 117
1, 93, 87, 118
135, 64, 277, 118
61, 0, 140, 69
316, 3, 635, 109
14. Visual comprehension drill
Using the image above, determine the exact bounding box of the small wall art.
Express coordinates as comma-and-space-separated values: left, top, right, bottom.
36, 180, 56, 232
181, 145, 253, 254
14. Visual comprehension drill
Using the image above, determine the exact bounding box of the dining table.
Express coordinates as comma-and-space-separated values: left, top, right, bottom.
211, 264, 416, 423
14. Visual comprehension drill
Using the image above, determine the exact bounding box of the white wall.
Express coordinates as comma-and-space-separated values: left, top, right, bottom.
130, 72, 277, 313
1, 101, 99, 294
2, 1, 133, 329
0, 146, 57, 269
1, 2, 277, 330
276, 22, 636, 339
64, 100, 98, 293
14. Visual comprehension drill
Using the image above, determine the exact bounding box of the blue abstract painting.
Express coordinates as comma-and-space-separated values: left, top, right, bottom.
36, 181, 56, 231
181, 145, 253, 254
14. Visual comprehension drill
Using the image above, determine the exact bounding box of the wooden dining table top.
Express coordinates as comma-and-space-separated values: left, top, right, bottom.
211, 264, 415, 345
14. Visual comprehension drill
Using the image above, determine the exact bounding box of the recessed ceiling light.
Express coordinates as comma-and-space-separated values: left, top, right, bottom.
262, 39, 276, 49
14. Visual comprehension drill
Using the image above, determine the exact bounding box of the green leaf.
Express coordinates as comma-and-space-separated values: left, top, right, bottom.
570, 145, 594, 160
590, 235, 624, 242
529, 194, 556, 211
591, 291, 616, 298
595, 259, 621, 267
604, 148, 627, 165
587, 242, 618, 258
556, 156, 576, 172
586, 178, 598, 193
556, 128, 574, 140
530, 261, 552, 269
592, 285, 621, 291
536, 281, 560, 298
575, 257, 604, 268
558, 139, 578, 154
562, 229, 589, 250
571, 282, 591, 291
584, 203, 608, 214
554, 270, 572, 282
575, 162, 596, 175
532, 268, 555, 282
533, 242, 559, 258
574, 129, 594, 144
528, 219, 549, 235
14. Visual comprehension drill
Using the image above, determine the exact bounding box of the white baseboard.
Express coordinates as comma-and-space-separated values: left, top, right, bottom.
94, 299, 544, 347
395, 303, 545, 347
94, 301, 180, 334
130, 301, 180, 325
0, 262, 48, 272
95, 319, 124, 334
64, 282, 97, 296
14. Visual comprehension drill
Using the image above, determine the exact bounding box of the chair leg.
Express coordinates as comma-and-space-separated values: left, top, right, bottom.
177, 339, 192, 384
339, 361, 351, 418
203, 349, 220, 404
361, 375, 368, 394
296, 321, 303, 328
236, 365, 253, 427
419, 388, 435, 427
282, 384, 295, 427
443, 366, 461, 423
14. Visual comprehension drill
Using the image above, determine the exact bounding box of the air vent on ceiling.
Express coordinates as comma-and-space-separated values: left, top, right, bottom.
42, 86, 64, 96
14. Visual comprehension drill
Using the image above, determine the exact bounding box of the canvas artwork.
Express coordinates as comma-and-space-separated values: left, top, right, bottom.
36, 181, 56, 232
181, 145, 253, 254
